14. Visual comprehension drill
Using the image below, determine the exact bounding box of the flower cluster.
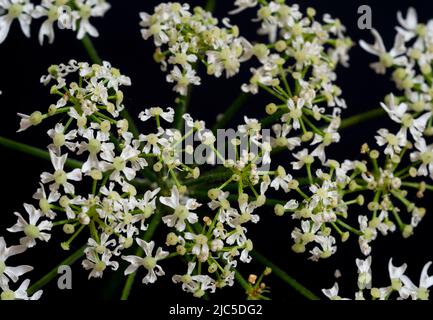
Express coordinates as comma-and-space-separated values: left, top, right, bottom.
139, 2, 253, 95
0, 0, 111, 45
8, 60, 283, 298
323, 256, 433, 300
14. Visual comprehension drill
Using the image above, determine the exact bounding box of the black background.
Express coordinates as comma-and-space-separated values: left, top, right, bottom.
0, 0, 432, 301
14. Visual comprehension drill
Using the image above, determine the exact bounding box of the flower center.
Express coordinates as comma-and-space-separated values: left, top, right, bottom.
9, 4, 23, 18
417, 288, 429, 300
47, 5, 59, 21
1, 290, 15, 301
142, 256, 157, 270
53, 132, 65, 147
54, 170, 67, 185
147, 134, 159, 145
420, 151, 433, 164
88, 139, 101, 154
174, 205, 189, 220
24, 224, 40, 239
80, 4, 92, 19
94, 261, 106, 272
113, 157, 126, 171
196, 234, 208, 246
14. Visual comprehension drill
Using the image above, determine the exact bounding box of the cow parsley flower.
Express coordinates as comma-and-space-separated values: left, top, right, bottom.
122, 239, 168, 284
7, 204, 53, 248
0, 0, 34, 44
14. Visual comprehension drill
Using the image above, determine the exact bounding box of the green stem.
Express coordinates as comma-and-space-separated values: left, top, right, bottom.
339, 107, 386, 130
120, 212, 163, 300
251, 251, 320, 300
212, 93, 250, 132
402, 181, 433, 192
27, 245, 86, 295
0, 136, 82, 169
234, 270, 251, 293
205, 0, 216, 12
81, 35, 102, 64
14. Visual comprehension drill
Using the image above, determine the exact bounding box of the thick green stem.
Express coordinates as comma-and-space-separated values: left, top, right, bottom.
27, 245, 86, 295
0, 136, 82, 169
212, 93, 250, 132
234, 270, 251, 293
120, 212, 163, 300
205, 0, 216, 12
81, 35, 102, 65
251, 251, 320, 300
339, 107, 386, 129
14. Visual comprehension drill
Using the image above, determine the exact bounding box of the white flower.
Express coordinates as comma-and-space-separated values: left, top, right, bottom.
396, 7, 419, 41
356, 256, 372, 290
160, 186, 200, 232
7, 204, 53, 248
322, 283, 346, 300
270, 124, 301, 151
32, 0, 78, 45
282, 98, 305, 130
309, 235, 336, 261
0, 0, 34, 44
82, 251, 118, 279
388, 258, 407, 292
40, 150, 82, 194
166, 65, 201, 96
291, 148, 314, 170
122, 239, 168, 284
139, 107, 174, 123
381, 95, 431, 143
100, 144, 144, 182
0, 279, 42, 300
375, 129, 405, 157
47, 123, 78, 154
32, 183, 60, 219
411, 138, 433, 179
229, 0, 257, 15
400, 262, 433, 300
0, 237, 32, 286
270, 166, 293, 193
359, 29, 407, 74
185, 232, 209, 262
75, 0, 110, 39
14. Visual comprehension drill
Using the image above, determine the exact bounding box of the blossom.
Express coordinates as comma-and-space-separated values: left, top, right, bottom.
0, 279, 42, 300
7, 204, 52, 248
40, 150, 82, 194
122, 239, 168, 284
356, 256, 372, 290
166, 65, 201, 96
400, 262, 433, 300
32, 0, 78, 45
0, 237, 32, 286
75, 0, 110, 39
160, 186, 200, 232
322, 283, 345, 300
0, 0, 34, 44
359, 29, 407, 74
139, 107, 174, 123
410, 138, 433, 179
396, 7, 419, 41
229, 0, 257, 15
82, 251, 119, 279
